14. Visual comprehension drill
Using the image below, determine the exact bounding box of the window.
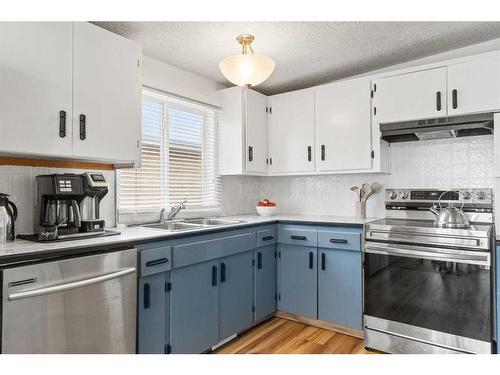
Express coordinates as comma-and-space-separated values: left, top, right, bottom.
118, 89, 220, 216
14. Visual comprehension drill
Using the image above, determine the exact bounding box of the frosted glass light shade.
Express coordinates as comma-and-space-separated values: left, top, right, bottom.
219, 53, 275, 87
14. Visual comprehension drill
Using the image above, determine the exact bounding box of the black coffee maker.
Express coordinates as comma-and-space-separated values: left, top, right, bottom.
33, 173, 109, 241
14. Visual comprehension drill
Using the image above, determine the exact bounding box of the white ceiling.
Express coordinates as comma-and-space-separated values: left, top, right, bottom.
93, 22, 500, 95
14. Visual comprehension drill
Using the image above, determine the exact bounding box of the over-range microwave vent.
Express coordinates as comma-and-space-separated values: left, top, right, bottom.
380, 113, 494, 143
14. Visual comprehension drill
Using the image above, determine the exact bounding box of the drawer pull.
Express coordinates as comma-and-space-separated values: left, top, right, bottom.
145, 258, 169, 267
212, 265, 218, 287
309, 251, 314, 269
262, 235, 274, 241
330, 238, 348, 244
291, 235, 307, 241
144, 283, 151, 309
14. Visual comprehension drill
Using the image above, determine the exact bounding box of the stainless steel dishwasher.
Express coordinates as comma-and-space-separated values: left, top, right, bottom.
1, 247, 137, 353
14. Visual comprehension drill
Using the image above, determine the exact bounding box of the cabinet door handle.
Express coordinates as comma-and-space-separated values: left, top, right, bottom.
262, 235, 274, 241
248, 146, 253, 162
145, 258, 169, 267
321, 144, 325, 161
436, 91, 441, 111
307, 146, 312, 162
321, 253, 326, 271
309, 251, 314, 269
79, 114, 86, 140
212, 265, 217, 286
452, 89, 458, 109
143, 283, 151, 309
291, 235, 307, 241
220, 262, 226, 283
59, 110, 67, 138
257, 252, 262, 269
330, 238, 348, 244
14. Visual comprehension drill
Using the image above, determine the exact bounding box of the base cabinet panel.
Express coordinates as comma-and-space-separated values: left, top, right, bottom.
278, 244, 317, 319
255, 245, 277, 321
137, 272, 167, 354
219, 251, 254, 339
170, 260, 219, 354
318, 248, 362, 329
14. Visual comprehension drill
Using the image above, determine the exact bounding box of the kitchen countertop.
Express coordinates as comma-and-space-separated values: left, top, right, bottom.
0, 214, 380, 265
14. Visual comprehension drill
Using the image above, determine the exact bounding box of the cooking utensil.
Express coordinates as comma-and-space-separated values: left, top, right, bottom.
350, 186, 361, 201
361, 183, 372, 202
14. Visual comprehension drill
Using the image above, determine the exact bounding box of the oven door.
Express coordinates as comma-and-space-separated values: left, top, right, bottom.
364, 242, 491, 353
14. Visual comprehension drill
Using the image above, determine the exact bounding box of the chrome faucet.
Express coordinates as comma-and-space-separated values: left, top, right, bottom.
159, 208, 166, 222
166, 200, 187, 221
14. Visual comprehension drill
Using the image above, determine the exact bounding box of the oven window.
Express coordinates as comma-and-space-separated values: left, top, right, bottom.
364, 253, 491, 342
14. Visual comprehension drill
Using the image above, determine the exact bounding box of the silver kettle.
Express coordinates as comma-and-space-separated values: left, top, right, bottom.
429, 191, 470, 229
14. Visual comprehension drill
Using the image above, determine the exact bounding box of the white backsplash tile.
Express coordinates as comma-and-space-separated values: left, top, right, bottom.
0, 166, 116, 235
222, 135, 495, 218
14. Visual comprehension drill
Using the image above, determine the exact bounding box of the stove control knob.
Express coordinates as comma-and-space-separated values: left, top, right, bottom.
476, 191, 486, 200
389, 191, 397, 200
461, 191, 472, 200
399, 191, 409, 199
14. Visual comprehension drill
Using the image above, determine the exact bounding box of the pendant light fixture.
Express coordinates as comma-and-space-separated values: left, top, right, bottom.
219, 34, 275, 87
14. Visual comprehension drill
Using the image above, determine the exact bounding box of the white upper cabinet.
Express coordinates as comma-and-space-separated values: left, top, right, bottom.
373, 67, 447, 124
245, 89, 268, 173
0, 22, 73, 158
447, 55, 500, 116
72, 22, 142, 164
268, 88, 315, 174
219, 87, 268, 175
315, 78, 372, 172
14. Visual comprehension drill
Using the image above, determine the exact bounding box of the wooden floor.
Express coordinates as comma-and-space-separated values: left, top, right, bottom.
213, 317, 378, 354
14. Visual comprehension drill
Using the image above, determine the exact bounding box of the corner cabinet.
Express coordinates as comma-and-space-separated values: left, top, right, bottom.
268, 88, 316, 174
219, 87, 268, 175
0, 22, 142, 165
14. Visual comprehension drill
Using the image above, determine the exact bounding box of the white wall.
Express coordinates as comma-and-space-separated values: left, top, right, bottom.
142, 56, 226, 107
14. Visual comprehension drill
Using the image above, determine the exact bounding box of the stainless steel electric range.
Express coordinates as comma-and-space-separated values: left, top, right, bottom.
364, 188, 494, 354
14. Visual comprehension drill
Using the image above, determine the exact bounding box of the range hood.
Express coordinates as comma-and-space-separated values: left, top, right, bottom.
380, 113, 494, 143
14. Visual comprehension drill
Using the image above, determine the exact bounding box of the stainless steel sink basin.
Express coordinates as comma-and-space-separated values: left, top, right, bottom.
141, 217, 245, 232
143, 221, 202, 231
182, 218, 244, 226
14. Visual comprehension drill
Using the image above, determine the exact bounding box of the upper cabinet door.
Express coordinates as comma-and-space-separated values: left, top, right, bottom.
245, 89, 268, 174
315, 78, 372, 171
373, 67, 447, 124
268, 89, 315, 174
0, 22, 73, 158
72, 22, 142, 164
447, 56, 500, 116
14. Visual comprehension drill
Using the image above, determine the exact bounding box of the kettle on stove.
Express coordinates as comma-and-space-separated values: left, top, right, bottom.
429, 191, 470, 229
0, 193, 18, 241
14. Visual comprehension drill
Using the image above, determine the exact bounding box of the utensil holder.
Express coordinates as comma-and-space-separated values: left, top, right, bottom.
355, 201, 366, 219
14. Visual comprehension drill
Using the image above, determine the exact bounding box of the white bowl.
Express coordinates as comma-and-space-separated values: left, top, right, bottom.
256, 206, 277, 216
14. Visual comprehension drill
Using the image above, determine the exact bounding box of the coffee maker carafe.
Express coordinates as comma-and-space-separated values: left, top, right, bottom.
79, 172, 109, 232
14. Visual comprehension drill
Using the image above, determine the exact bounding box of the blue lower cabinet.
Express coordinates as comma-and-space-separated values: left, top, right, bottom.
255, 245, 277, 321
278, 244, 318, 319
137, 272, 168, 354
219, 251, 254, 339
318, 248, 362, 329
170, 260, 219, 354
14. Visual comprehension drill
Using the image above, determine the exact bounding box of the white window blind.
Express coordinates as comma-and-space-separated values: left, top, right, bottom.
118, 89, 220, 214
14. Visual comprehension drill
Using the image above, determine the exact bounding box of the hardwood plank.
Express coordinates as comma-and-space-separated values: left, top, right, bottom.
213, 317, 382, 354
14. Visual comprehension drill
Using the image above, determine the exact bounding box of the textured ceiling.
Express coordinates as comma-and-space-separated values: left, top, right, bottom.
93, 22, 500, 95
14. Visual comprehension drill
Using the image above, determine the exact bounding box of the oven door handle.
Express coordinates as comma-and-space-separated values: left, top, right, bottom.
365, 243, 490, 266
7, 267, 136, 301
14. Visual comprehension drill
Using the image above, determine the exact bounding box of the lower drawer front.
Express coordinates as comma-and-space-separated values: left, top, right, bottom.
279, 228, 317, 247
173, 232, 256, 268
318, 230, 361, 251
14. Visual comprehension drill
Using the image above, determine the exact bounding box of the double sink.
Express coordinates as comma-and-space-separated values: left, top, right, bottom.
142, 218, 245, 232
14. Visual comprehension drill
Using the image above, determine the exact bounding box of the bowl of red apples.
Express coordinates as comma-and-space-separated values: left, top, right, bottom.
256, 199, 277, 216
